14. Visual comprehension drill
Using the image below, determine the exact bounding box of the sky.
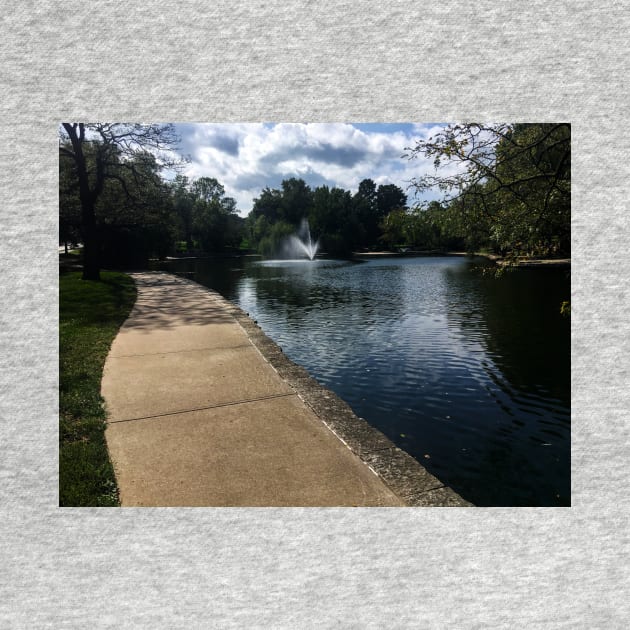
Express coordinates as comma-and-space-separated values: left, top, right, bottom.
170, 122, 449, 217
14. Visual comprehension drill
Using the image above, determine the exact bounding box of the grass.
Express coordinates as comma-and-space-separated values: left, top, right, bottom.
59, 270, 137, 506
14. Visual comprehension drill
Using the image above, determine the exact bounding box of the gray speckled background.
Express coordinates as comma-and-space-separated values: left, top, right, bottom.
1, 1, 628, 627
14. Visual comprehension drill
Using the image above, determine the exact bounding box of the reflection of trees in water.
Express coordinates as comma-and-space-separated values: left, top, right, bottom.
152, 257, 245, 301
248, 261, 405, 327
444, 262, 570, 407
442, 261, 571, 505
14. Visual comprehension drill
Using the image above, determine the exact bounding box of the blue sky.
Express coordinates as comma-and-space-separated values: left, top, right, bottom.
171, 122, 450, 216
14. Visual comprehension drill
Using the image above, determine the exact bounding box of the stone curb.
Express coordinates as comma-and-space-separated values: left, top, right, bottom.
171, 272, 473, 507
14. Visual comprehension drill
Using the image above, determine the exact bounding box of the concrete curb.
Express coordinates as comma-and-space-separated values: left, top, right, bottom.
173, 272, 473, 507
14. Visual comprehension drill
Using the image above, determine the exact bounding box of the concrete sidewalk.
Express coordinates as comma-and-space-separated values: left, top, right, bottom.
102, 272, 406, 506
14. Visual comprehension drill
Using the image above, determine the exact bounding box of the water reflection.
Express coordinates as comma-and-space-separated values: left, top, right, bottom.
439, 262, 570, 504
153, 255, 570, 506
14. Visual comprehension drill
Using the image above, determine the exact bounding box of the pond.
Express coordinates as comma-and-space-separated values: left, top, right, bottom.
153, 255, 570, 506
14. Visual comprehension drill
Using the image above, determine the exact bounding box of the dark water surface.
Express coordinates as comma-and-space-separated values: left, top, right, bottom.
154, 255, 570, 506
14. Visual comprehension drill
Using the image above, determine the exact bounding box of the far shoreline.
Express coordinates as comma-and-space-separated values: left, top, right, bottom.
146, 249, 571, 269
351, 250, 571, 268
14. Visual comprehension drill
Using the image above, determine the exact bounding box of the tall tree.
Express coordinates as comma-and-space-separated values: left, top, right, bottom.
309, 185, 356, 255
191, 183, 240, 252
376, 183, 407, 217
59, 141, 82, 253
97, 150, 178, 265
191, 176, 226, 202
352, 178, 378, 248
280, 178, 313, 226
250, 187, 283, 228
172, 175, 195, 251
59, 123, 182, 280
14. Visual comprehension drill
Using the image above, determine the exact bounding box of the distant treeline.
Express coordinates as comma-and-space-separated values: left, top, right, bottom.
60, 123, 570, 279
247, 178, 409, 257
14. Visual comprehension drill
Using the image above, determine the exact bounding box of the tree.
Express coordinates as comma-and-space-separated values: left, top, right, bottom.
309, 185, 356, 255
170, 175, 242, 253
350, 180, 407, 250
247, 179, 314, 254
380, 208, 409, 249
376, 183, 407, 216
280, 177, 313, 226
172, 175, 195, 251
405, 123, 570, 258
352, 178, 378, 248
250, 187, 283, 223
192, 184, 241, 252
256, 221, 295, 258
246, 179, 406, 256
492, 124, 570, 255
96, 150, 176, 266
59, 123, 183, 280
191, 176, 226, 202
59, 141, 82, 252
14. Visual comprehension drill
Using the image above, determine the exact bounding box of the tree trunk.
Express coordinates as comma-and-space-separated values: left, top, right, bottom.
63, 123, 102, 281
81, 220, 100, 281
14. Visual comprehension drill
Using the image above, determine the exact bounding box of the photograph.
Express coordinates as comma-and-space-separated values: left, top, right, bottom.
59, 122, 571, 507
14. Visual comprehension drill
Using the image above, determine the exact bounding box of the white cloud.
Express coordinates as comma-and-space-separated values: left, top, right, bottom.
172, 122, 454, 216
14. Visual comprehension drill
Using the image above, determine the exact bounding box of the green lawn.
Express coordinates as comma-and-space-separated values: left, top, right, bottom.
59, 271, 137, 506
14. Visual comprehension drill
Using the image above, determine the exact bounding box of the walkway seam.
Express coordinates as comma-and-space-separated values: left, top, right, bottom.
107, 391, 297, 424
109, 342, 253, 359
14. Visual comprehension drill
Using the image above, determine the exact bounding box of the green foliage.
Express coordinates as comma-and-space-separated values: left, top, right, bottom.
60, 141, 179, 266
246, 177, 409, 256
59, 271, 137, 506
405, 123, 571, 259
380, 208, 408, 249
350, 179, 408, 249
171, 175, 244, 253
309, 185, 358, 255
172, 174, 195, 250
250, 187, 283, 224
376, 183, 407, 216
280, 177, 314, 225
249, 179, 314, 229
257, 221, 295, 257
59, 123, 184, 279
352, 178, 379, 247
248, 179, 314, 255
60, 128, 245, 263
95, 151, 178, 265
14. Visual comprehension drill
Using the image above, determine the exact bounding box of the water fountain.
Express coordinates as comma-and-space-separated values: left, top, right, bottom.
284, 218, 319, 260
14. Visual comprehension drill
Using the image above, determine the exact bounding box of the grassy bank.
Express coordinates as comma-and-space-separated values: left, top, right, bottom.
59, 271, 137, 506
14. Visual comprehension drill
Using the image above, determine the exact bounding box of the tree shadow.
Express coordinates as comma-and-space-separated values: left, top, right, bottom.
121, 272, 236, 330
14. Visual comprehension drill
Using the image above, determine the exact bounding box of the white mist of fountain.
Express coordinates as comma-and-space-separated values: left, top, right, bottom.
285, 218, 319, 260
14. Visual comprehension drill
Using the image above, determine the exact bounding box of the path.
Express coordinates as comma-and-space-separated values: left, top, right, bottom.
102, 272, 405, 506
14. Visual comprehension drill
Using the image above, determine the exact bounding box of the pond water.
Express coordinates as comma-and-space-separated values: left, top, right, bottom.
154, 255, 570, 506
